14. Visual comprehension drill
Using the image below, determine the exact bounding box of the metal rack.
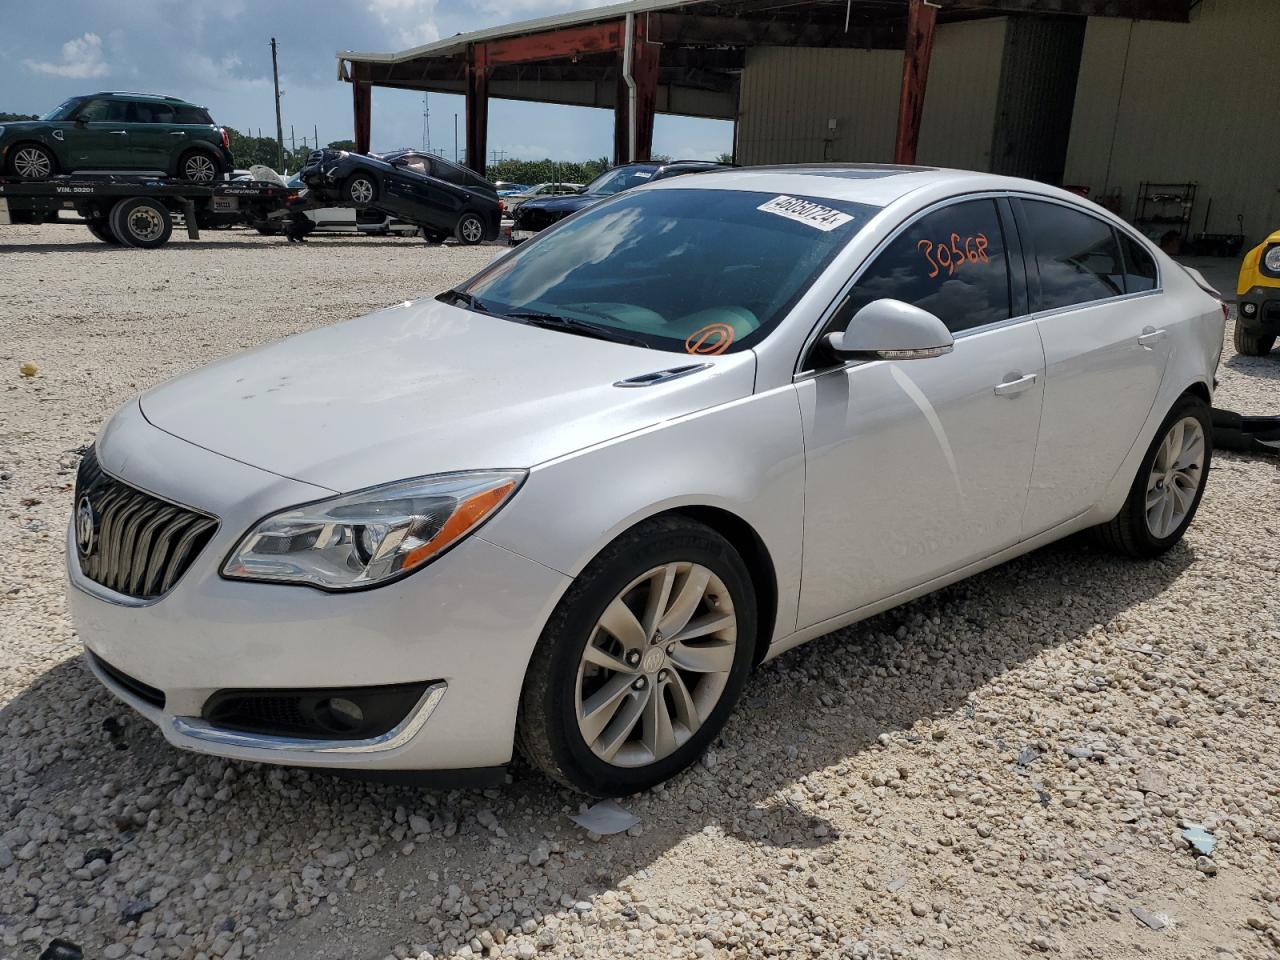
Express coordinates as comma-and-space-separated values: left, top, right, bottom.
1133, 181, 1197, 242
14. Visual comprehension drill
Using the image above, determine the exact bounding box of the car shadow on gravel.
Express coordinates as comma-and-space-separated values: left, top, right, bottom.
1223, 352, 1280, 383
0, 536, 1194, 959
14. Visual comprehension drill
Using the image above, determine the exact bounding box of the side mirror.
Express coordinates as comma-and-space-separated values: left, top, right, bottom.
826, 298, 954, 360
73, 117, 89, 128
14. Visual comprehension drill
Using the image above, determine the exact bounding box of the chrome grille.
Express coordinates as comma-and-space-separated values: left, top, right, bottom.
74, 448, 218, 600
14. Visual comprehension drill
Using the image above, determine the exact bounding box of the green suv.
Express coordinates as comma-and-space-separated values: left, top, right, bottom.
0, 92, 233, 182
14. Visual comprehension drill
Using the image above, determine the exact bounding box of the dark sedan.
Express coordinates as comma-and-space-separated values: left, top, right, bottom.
510, 160, 729, 243
300, 149, 501, 245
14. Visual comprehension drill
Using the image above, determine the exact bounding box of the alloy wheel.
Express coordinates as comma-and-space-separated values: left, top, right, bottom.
184, 155, 216, 182
14, 147, 52, 179
460, 216, 483, 244
349, 178, 375, 204
1145, 416, 1205, 539
575, 562, 737, 768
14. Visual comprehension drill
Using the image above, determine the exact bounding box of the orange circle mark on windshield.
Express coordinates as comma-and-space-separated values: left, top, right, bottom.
685, 323, 735, 356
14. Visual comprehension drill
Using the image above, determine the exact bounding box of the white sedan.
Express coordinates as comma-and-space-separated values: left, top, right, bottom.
68, 166, 1225, 795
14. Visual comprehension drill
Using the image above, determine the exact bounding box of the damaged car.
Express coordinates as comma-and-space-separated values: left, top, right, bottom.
300, 148, 500, 245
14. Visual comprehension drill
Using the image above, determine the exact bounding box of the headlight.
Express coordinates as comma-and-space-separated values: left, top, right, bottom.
1264, 245, 1280, 274
222, 471, 524, 590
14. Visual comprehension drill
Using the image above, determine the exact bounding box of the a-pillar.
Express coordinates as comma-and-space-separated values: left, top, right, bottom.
893, 0, 938, 165
613, 17, 659, 165
466, 44, 490, 176
352, 77, 372, 155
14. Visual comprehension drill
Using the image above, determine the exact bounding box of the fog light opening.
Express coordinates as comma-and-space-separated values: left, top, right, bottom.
317, 696, 365, 733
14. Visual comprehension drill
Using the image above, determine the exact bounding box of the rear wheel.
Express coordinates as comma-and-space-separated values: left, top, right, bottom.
517, 517, 757, 796
9, 143, 56, 180
1233, 321, 1275, 357
178, 150, 221, 183
86, 219, 120, 244
109, 198, 173, 249
345, 174, 377, 205
455, 212, 486, 246
1094, 393, 1212, 558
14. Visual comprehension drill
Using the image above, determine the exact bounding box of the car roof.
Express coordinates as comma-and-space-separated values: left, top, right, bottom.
648, 163, 1088, 209
90, 92, 193, 104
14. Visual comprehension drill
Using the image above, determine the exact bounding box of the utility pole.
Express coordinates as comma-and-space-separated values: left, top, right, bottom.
453, 113, 458, 163
314, 124, 319, 150
270, 38, 285, 169
421, 93, 431, 154
290, 124, 296, 154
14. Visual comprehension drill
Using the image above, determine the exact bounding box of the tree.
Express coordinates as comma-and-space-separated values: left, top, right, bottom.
327, 139, 357, 151
0, 112, 38, 122
716, 152, 735, 165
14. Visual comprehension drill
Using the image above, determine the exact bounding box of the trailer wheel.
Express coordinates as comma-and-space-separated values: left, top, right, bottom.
455, 212, 486, 246
86, 218, 121, 245
110, 198, 174, 249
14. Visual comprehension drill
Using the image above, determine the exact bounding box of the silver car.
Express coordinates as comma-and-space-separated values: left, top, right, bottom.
68, 165, 1225, 795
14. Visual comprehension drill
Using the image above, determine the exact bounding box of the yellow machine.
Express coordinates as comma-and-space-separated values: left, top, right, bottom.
1235, 230, 1280, 356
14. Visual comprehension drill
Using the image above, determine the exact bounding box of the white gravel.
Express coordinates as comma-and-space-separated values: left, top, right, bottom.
2, 223, 1279, 960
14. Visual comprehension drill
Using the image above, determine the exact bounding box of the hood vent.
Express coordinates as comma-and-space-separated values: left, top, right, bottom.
614, 363, 712, 388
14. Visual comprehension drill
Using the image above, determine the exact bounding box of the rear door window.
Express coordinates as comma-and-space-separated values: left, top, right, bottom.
1119, 233, 1158, 292
1022, 199, 1126, 310
842, 198, 1013, 334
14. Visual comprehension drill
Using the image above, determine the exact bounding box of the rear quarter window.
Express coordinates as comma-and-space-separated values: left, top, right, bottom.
174, 105, 213, 124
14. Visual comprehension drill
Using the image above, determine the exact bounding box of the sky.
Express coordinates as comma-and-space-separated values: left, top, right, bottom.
1, 0, 734, 163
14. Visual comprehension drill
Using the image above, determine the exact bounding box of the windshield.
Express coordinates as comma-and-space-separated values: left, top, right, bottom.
41, 98, 81, 121
586, 166, 661, 196
460, 188, 877, 354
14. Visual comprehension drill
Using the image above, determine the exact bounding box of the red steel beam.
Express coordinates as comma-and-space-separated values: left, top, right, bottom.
482, 20, 625, 66
894, 0, 938, 165
352, 79, 372, 155
465, 44, 490, 175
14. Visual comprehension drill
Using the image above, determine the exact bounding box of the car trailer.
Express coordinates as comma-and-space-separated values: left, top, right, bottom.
0, 175, 297, 248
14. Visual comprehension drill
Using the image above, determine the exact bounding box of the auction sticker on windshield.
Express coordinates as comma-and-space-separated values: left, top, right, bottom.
758, 195, 854, 232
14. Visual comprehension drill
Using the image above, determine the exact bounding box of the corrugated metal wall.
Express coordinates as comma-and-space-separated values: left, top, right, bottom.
736, 19, 1007, 168
917, 18, 1007, 171
1064, 0, 1280, 243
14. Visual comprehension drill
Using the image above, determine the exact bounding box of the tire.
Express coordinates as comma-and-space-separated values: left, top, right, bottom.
1233, 321, 1275, 357
86, 219, 120, 244
517, 516, 758, 796
8, 142, 56, 180
455, 212, 486, 246
345, 174, 377, 205
178, 150, 221, 183
424, 230, 449, 245
1094, 393, 1213, 558
255, 224, 281, 236
109, 198, 173, 249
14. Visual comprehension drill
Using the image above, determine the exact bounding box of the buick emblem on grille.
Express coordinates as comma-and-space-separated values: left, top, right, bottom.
75, 495, 97, 557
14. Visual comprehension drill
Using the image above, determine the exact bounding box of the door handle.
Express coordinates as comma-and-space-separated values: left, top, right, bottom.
1138, 326, 1167, 348
108, 130, 128, 136
169, 131, 187, 136
994, 373, 1037, 397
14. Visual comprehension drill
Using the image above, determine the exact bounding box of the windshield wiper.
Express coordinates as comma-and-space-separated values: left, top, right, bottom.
441, 288, 498, 315
503, 311, 651, 349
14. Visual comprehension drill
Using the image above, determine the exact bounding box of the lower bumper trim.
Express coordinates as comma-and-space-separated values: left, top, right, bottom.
171, 681, 447, 755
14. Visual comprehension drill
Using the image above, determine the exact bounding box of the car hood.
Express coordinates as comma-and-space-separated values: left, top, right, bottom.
139, 298, 756, 493
0, 121, 42, 135
519, 194, 602, 215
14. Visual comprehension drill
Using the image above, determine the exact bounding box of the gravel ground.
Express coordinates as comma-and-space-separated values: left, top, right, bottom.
1, 223, 1278, 960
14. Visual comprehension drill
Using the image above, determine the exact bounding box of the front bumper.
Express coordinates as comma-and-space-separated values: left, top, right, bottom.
68, 401, 571, 772
1237, 285, 1280, 333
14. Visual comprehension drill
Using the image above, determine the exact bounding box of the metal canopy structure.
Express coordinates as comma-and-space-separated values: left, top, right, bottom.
337, 0, 1194, 177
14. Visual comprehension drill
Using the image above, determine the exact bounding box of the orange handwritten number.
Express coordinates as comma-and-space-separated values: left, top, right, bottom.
917, 239, 939, 279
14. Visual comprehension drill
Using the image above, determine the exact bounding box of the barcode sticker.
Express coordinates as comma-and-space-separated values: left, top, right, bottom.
758, 195, 853, 232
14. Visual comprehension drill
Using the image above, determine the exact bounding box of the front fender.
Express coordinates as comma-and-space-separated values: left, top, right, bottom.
478, 384, 806, 645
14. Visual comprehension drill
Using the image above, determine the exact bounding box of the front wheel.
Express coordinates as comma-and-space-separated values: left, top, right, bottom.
9, 143, 56, 180
455, 212, 486, 246
1094, 393, 1212, 558
1233, 322, 1275, 357
345, 174, 377, 205
518, 517, 757, 796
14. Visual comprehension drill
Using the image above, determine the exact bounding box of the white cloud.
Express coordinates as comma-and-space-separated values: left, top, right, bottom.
23, 32, 110, 79
368, 0, 441, 48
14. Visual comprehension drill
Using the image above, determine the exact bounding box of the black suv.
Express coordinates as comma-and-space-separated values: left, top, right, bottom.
300, 149, 501, 245
0, 92, 233, 182
511, 160, 730, 242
